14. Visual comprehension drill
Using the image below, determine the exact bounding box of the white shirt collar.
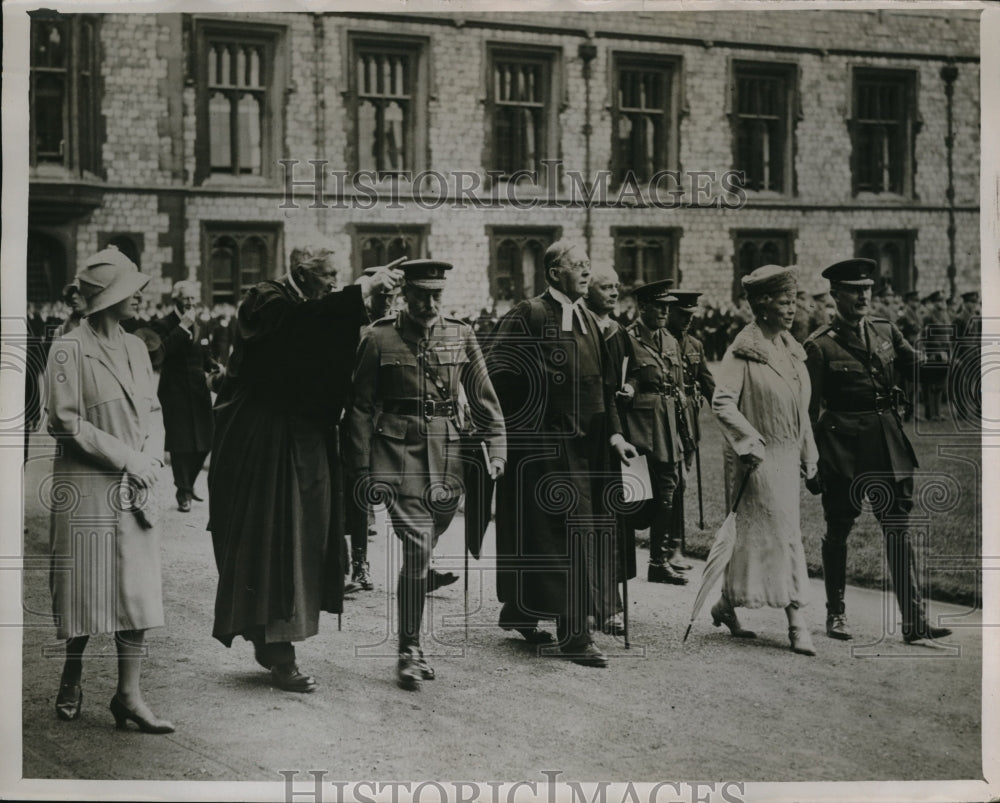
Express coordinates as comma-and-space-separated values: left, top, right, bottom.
285, 270, 308, 301
546, 286, 588, 333
547, 286, 581, 309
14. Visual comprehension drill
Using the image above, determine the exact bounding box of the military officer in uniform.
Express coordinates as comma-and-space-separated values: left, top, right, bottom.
804, 258, 952, 645
666, 290, 715, 571
622, 280, 692, 585
895, 290, 923, 421
344, 260, 506, 689
950, 290, 981, 426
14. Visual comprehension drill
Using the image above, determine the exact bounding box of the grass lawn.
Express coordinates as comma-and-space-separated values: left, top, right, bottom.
666, 407, 981, 607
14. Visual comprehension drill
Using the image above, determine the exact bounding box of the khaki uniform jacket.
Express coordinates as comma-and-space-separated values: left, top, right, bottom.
678, 331, 715, 444
622, 320, 686, 464
804, 316, 919, 482
344, 311, 506, 496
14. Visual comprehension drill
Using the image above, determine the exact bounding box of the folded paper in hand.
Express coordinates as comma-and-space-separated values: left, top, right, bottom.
620, 454, 654, 502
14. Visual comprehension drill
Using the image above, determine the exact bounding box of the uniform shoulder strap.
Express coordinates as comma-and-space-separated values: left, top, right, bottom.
804, 324, 832, 345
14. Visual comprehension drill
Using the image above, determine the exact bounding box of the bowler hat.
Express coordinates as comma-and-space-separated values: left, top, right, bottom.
401, 259, 453, 290
76, 246, 150, 316
634, 279, 676, 305
821, 258, 876, 287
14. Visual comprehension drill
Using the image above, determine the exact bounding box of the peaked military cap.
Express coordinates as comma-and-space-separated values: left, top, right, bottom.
634, 279, 676, 304
400, 259, 453, 290
902, 290, 920, 302
821, 258, 877, 287
922, 290, 944, 304
669, 291, 702, 309
961, 290, 980, 302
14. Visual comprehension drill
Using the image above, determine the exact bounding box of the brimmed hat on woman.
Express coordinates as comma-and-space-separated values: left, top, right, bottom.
76, 246, 150, 316
741, 264, 799, 299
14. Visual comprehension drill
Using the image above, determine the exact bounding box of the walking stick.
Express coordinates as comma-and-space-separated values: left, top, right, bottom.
622, 574, 630, 650
695, 443, 705, 530
464, 532, 469, 642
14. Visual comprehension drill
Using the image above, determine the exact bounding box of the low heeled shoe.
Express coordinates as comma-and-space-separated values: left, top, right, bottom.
427, 570, 459, 592
109, 695, 175, 734
788, 625, 816, 656
271, 662, 317, 693
561, 641, 608, 668
903, 625, 953, 644
710, 600, 757, 639
397, 647, 435, 689
825, 614, 853, 640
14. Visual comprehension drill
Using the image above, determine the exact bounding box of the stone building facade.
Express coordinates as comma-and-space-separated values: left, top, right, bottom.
27, 9, 980, 316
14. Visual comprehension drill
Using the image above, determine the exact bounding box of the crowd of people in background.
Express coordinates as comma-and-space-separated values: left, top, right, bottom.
26, 277, 981, 439
27, 281, 979, 378
31, 242, 979, 732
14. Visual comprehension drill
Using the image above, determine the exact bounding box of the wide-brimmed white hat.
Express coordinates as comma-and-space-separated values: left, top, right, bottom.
77, 246, 150, 315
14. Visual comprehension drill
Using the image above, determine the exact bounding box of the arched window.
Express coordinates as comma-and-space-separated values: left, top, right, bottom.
203, 225, 281, 304
487, 227, 559, 303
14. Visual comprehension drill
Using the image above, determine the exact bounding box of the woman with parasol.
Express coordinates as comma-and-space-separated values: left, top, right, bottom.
706, 264, 819, 655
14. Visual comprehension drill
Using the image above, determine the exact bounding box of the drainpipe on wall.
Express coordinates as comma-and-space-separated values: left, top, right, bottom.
578, 40, 597, 260
313, 14, 326, 216
941, 62, 958, 300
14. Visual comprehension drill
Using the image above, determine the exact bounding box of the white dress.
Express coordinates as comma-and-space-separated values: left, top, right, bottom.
711, 322, 818, 609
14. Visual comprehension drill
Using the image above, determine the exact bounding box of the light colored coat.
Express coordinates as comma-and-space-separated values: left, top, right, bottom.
712, 323, 818, 609
45, 322, 164, 638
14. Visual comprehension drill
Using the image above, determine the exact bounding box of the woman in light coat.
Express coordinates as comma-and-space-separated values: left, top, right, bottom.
710, 264, 819, 655
45, 246, 174, 732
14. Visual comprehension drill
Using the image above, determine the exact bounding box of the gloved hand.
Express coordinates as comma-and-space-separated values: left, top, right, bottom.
124, 452, 162, 489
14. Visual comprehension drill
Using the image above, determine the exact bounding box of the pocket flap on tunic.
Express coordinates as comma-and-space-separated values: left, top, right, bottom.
379, 351, 417, 368
830, 360, 865, 374
374, 414, 408, 440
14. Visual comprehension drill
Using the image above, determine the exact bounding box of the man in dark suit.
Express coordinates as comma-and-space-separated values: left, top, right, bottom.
154, 280, 217, 512
487, 242, 638, 667
584, 266, 637, 637
805, 258, 952, 646
666, 290, 715, 571
344, 261, 506, 689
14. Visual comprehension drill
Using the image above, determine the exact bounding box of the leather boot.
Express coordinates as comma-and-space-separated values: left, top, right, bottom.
351, 547, 373, 591
648, 561, 688, 585
397, 575, 433, 689
822, 527, 852, 639
668, 545, 692, 572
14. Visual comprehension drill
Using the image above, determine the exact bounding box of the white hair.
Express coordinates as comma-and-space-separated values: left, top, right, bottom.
172, 279, 201, 300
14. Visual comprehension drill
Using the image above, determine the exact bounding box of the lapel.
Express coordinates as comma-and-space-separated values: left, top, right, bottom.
78, 322, 140, 412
